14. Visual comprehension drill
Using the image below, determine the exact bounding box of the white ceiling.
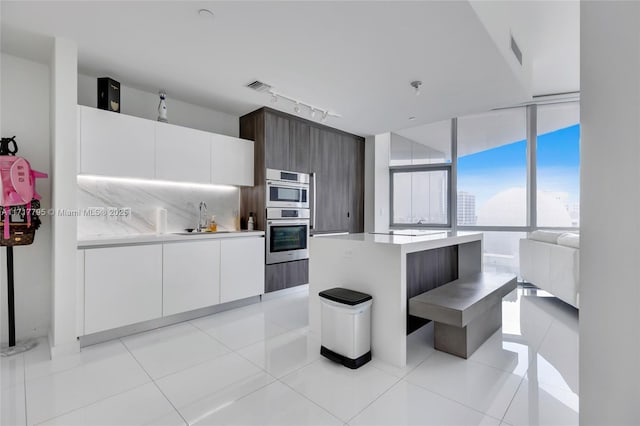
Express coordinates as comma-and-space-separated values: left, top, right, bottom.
0, 1, 576, 137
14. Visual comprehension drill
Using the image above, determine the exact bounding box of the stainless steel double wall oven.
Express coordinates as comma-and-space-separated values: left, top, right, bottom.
265, 169, 311, 265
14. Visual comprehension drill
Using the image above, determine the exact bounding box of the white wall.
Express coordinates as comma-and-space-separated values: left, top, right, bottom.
580, 2, 640, 424
363, 136, 375, 232
77, 74, 239, 137
373, 133, 391, 232
0, 53, 52, 344
49, 38, 79, 357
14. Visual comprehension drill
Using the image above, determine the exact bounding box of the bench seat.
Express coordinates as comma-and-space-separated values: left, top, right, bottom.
409, 272, 517, 358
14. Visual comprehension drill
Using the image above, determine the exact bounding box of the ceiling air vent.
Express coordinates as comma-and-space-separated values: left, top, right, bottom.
246, 80, 272, 92
510, 35, 523, 66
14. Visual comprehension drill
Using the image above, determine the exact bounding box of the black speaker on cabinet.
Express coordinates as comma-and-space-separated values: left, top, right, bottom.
97, 77, 120, 112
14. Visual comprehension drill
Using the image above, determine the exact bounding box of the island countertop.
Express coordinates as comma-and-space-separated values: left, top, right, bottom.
312, 231, 482, 253
309, 230, 483, 368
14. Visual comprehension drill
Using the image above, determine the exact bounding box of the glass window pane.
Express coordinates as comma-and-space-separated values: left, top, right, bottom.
390, 119, 452, 165
482, 231, 527, 277
457, 108, 527, 226
536, 102, 580, 227
392, 169, 448, 225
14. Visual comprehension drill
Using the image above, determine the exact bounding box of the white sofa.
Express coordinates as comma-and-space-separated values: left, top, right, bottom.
519, 230, 580, 308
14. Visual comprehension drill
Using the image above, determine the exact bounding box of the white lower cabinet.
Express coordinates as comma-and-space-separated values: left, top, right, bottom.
163, 240, 221, 316
84, 245, 163, 334
220, 237, 265, 303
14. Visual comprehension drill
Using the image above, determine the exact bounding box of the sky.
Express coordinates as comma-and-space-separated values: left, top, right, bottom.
458, 124, 580, 208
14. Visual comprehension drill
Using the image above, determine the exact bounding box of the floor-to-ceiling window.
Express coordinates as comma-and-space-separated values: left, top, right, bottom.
457, 108, 528, 227
389, 99, 580, 274
536, 101, 580, 227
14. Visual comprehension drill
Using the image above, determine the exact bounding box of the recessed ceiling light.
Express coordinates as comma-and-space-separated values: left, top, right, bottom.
409, 116, 416, 121
198, 8, 214, 18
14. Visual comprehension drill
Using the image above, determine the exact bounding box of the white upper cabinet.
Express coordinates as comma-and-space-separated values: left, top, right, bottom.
156, 122, 211, 183
211, 134, 254, 186
78, 105, 254, 186
79, 106, 155, 178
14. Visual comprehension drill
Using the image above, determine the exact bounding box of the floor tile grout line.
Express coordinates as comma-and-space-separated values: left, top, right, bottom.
499, 374, 526, 423
119, 337, 190, 426
404, 374, 512, 422
29, 381, 154, 426
344, 373, 405, 424
121, 340, 189, 425
275, 373, 347, 424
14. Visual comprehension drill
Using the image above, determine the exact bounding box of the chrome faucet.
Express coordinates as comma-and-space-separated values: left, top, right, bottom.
197, 201, 208, 232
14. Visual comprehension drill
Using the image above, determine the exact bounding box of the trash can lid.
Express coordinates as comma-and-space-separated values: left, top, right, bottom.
319, 287, 372, 306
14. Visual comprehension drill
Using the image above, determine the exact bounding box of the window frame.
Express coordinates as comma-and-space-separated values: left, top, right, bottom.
389, 163, 453, 229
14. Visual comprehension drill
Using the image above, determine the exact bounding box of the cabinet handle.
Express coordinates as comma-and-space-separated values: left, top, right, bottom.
347, 211, 350, 218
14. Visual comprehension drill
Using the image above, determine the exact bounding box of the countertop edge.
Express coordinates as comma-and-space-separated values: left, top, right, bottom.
78, 231, 265, 249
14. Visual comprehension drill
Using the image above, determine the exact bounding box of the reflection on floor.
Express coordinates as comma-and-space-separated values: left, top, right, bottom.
0, 286, 578, 426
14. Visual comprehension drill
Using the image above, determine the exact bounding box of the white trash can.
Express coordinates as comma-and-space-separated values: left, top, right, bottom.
319, 287, 372, 369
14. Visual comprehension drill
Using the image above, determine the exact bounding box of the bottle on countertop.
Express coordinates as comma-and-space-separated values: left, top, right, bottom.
208, 215, 217, 232
247, 212, 255, 231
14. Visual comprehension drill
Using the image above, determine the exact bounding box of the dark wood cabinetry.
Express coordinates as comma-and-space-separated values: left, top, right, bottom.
240, 107, 365, 292
265, 259, 309, 293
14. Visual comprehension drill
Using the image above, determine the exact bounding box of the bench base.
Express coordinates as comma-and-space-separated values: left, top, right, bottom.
434, 303, 502, 359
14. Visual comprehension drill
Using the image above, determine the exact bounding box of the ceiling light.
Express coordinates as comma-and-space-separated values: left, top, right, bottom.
410, 80, 422, 96
198, 8, 215, 18
270, 93, 278, 103
409, 116, 416, 121
321, 111, 329, 122
293, 103, 300, 114
310, 108, 316, 119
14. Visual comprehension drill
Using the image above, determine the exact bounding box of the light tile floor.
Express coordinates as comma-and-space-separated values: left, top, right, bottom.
0, 286, 578, 426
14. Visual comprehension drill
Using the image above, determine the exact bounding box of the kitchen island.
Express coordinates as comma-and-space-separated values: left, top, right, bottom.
309, 231, 483, 368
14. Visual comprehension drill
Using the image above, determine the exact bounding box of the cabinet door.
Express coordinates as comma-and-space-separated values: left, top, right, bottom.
156, 122, 211, 183
163, 240, 220, 316
211, 134, 254, 186
310, 128, 348, 232
344, 135, 365, 233
84, 245, 162, 334
220, 237, 265, 302
289, 120, 310, 173
80, 106, 155, 178
264, 112, 290, 170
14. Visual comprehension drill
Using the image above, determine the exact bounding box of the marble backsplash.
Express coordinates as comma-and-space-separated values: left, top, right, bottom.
77, 177, 240, 238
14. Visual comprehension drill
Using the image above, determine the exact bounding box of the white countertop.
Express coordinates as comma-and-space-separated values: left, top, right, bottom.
78, 230, 265, 249
316, 231, 482, 247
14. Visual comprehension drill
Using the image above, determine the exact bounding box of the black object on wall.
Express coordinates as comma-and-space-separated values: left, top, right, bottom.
97, 77, 121, 112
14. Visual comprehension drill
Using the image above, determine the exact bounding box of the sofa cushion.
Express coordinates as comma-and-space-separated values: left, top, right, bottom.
529, 230, 565, 244
558, 233, 580, 249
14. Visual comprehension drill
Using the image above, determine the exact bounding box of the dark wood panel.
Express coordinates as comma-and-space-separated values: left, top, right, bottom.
344, 134, 365, 233
264, 111, 290, 170
289, 120, 311, 173
240, 110, 266, 231
406, 246, 459, 334
265, 259, 309, 293
310, 128, 348, 233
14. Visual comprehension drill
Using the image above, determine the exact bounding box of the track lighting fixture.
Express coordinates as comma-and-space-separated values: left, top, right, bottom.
258, 88, 339, 121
